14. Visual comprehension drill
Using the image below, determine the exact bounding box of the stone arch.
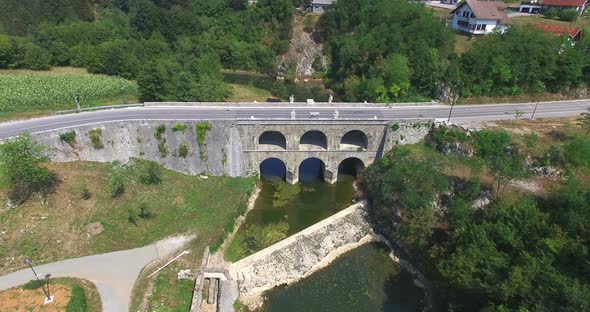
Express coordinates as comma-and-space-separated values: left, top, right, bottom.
258, 131, 287, 150
340, 130, 368, 150
299, 157, 326, 183
338, 157, 365, 179
299, 130, 328, 150
260, 157, 287, 181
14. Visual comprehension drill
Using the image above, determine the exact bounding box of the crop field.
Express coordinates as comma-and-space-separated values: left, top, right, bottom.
0, 68, 138, 120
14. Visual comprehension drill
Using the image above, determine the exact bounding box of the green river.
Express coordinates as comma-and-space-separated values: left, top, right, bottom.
227, 169, 424, 311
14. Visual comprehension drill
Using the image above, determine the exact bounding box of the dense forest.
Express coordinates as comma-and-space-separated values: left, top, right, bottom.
0, 0, 297, 101
1, 0, 590, 102
320, 0, 590, 102
361, 127, 590, 311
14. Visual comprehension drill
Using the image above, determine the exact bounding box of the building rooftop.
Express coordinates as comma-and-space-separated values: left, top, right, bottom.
534, 24, 582, 38
451, 0, 512, 24
540, 0, 587, 7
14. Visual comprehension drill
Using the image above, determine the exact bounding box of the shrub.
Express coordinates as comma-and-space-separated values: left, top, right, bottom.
524, 132, 540, 149
564, 136, 590, 167
59, 131, 76, 147
66, 286, 87, 312
196, 122, 211, 160
88, 129, 104, 149
544, 8, 558, 19
0, 133, 56, 204
22, 279, 44, 290
138, 203, 155, 220
79, 180, 91, 200
137, 160, 162, 185
271, 80, 288, 100
106, 161, 126, 198
155, 124, 166, 141
304, 14, 314, 33
558, 9, 578, 21
172, 123, 188, 133
158, 140, 168, 158
178, 142, 189, 158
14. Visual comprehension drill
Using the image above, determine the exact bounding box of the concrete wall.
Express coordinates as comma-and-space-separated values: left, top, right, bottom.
229, 201, 377, 299
32, 120, 245, 177
29, 119, 432, 178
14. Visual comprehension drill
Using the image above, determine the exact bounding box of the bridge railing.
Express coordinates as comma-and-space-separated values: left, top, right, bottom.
55, 103, 144, 114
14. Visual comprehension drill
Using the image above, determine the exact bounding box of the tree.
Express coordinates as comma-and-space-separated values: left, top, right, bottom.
577, 110, 590, 138
0, 133, 55, 203
271, 80, 288, 100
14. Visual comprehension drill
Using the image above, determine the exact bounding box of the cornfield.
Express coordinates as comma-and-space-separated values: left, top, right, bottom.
0, 73, 139, 112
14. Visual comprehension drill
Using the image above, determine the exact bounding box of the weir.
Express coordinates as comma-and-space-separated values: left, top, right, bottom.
228, 201, 382, 299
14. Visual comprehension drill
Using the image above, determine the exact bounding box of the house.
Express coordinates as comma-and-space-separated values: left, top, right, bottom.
311, 0, 336, 13
519, 0, 588, 14
442, 0, 460, 5
534, 24, 583, 40
449, 0, 512, 35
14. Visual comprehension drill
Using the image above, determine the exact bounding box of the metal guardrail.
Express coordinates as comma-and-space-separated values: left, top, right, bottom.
55, 103, 144, 115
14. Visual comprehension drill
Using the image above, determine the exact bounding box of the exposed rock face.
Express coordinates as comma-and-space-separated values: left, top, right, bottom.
229, 201, 374, 299
278, 14, 325, 78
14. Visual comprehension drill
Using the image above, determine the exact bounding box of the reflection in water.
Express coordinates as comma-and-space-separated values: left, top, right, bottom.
260, 243, 423, 312
299, 157, 325, 183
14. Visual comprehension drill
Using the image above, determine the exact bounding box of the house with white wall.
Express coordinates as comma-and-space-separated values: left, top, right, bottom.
450, 0, 512, 35
519, 0, 588, 14
311, 0, 336, 13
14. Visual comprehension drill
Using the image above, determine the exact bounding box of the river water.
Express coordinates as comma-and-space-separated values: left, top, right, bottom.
229, 164, 423, 311
259, 243, 423, 312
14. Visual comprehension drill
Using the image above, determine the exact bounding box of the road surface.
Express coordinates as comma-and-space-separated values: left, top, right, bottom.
0, 235, 193, 312
0, 100, 589, 139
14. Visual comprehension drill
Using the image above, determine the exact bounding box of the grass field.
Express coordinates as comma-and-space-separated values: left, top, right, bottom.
0, 161, 254, 275
511, 14, 590, 30
0, 277, 101, 312
0, 67, 138, 121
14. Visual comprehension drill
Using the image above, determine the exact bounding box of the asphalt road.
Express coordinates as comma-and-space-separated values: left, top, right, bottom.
0, 235, 193, 312
1, 100, 589, 139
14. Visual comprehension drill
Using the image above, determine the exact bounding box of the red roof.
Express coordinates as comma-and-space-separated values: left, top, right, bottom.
534, 24, 582, 38
541, 0, 587, 7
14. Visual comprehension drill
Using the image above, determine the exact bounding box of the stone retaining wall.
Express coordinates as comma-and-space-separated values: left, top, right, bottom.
229, 201, 374, 298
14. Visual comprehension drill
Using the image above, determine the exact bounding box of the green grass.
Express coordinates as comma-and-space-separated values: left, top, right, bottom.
0, 161, 255, 274
148, 267, 195, 312
0, 67, 138, 121
512, 14, 590, 30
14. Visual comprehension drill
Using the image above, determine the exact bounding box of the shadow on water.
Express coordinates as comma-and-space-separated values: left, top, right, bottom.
259, 243, 423, 312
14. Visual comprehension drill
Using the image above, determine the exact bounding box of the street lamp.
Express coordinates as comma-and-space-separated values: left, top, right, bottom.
23, 258, 53, 304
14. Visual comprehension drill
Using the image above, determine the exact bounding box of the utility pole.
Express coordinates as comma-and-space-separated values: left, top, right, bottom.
531, 97, 540, 119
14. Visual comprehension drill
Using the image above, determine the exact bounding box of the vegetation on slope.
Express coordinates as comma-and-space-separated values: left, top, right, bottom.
361, 121, 590, 311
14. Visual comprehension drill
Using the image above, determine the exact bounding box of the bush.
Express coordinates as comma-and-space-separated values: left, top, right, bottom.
271, 80, 288, 100
88, 129, 104, 149
106, 161, 126, 198
0, 133, 56, 204
138, 203, 155, 220
66, 286, 87, 312
79, 180, 91, 200
558, 9, 578, 21
59, 131, 76, 147
158, 140, 168, 158
544, 8, 558, 19
22, 279, 44, 290
523, 132, 540, 149
172, 123, 188, 133
155, 124, 166, 141
304, 14, 315, 33
564, 136, 590, 167
178, 142, 189, 158
137, 160, 162, 185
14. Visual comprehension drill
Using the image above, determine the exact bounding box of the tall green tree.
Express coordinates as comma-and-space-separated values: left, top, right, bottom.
0, 133, 55, 203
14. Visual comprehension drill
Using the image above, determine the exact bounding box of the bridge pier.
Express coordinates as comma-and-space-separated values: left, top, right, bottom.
286, 169, 298, 185
324, 168, 337, 184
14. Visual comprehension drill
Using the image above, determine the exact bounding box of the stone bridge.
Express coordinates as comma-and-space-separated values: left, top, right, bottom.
237, 120, 390, 184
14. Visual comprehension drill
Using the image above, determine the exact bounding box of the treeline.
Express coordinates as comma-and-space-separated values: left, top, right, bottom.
361, 129, 590, 311
0, 0, 297, 101
320, 0, 590, 102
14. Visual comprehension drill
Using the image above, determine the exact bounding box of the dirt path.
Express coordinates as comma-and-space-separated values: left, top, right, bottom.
0, 235, 194, 312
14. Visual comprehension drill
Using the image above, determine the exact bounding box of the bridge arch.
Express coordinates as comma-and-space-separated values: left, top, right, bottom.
299, 157, 326, 183
260, 157, 287, 181
338, 157, 365, 179
340, 130, 368, 151
299, 130, 328, 150
258, 131, 287, 150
